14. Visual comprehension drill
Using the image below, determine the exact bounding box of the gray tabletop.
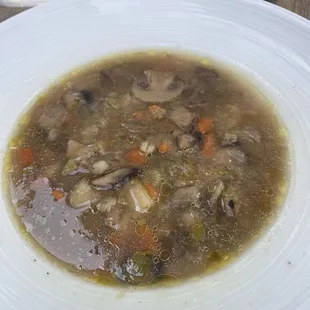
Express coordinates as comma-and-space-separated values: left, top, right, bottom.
0, 0, 310, 22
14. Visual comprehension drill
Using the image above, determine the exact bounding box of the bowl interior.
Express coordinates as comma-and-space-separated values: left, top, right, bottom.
1, 1, 310, 309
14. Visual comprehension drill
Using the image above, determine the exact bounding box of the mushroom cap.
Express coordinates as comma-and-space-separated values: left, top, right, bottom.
132, 70, 184, 103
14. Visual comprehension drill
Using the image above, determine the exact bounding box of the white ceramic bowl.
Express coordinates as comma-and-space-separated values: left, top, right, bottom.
1, 0, 310, 309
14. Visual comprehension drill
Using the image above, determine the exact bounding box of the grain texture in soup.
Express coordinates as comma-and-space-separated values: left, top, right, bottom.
4, 52, 289, 286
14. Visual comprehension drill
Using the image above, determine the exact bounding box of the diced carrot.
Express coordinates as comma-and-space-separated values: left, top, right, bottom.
201, 133, 217, 159
109, 232, 125, 247
110, 226, 157, 252
137, 226, 157, 251
52, 189, 65, 201
148, 105, 160, 113
133, 110, 148, 121
159, 141, 169, 154
135, 220, 147, 236
144, 182, 160, 199
19, 148, 34, 168
125, 148, 147, 165
196, 118, 214, 134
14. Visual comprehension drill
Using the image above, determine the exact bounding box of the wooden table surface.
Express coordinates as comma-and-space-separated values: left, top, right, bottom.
276, 0, 310, 18
0, 0, 309, 22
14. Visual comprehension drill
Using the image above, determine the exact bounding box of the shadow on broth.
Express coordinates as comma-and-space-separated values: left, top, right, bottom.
2, 51, 290, 287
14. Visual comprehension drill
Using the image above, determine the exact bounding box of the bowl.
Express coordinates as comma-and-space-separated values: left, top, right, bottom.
1, 0, 310, 309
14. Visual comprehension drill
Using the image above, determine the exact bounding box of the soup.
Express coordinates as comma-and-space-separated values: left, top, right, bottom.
3, 51, 290, 286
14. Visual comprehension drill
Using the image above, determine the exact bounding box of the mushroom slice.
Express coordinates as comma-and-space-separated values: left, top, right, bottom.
91, 167, 140, 190
221, 198, 235, 217
132, 70, 184, 103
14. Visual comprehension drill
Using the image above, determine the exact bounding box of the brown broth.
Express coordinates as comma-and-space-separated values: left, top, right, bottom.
3, 51, 290, 286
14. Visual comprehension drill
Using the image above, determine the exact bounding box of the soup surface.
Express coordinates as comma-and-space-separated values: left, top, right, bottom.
4, 51, 289, 286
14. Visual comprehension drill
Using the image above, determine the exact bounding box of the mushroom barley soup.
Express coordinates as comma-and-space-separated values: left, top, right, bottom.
4, 52, 290, 286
